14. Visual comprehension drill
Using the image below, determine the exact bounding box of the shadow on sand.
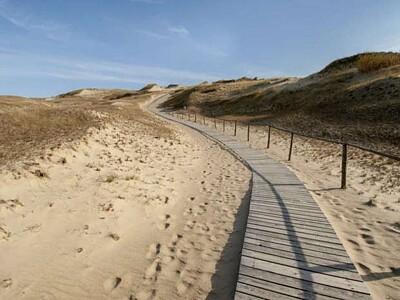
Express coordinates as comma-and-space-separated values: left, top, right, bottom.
206, 175, 253, 300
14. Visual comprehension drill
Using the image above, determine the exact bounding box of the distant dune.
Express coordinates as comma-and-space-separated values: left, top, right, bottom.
162, 52, 400, 157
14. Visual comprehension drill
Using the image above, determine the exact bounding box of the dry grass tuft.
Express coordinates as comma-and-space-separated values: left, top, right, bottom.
105, 174, 118, 183
33, 169, 48, 178
0, 98, 98, 166
357, 53, 400, 72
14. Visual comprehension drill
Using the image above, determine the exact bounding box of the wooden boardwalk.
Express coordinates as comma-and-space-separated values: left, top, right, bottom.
157, 110, 371, 300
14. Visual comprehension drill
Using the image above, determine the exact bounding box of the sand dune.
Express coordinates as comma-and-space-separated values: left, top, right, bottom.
0, 98, 251, 299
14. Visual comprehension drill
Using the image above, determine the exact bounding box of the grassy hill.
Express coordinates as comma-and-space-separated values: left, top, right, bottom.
161, 52, 400, 156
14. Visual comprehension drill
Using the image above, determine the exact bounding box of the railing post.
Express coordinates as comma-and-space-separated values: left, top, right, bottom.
288, 133, 294, 161
194, 112, 197, 122
214, 118, 217, 129
223, 119, 225, 132
267, 126, 271, 149
188, 112, 190, 121
247, 125, 250, 141
341, 144, 348, 189
234, 121, 237, 136
203, 116, 206, 125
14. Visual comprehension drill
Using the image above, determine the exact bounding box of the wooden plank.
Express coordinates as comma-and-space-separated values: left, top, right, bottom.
241, 248, 361, 281
246, 218, 339, 239
239, 266, 370, 300
243, 242, 355, 270
245, 229, 348, 253
249, 197, 326, 212
238, 274, 337, 300
234, 291, 263, 300
240, 256, 369, 294
249, 207, 332, 225
250, 197, 323, 211
248, 213, 337, 234
250, 203, 330, 220
246, 223, 344, 246
236, 282, 298, 300
249, 210, 334, 228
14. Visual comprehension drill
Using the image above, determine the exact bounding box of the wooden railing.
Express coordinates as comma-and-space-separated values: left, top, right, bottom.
168, 110, 400, 189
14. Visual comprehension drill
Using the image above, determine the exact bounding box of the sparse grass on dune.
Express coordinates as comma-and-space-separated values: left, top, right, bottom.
0, 91, 175, 167
161, 53, 400, 156
357, 52, 400, 72
0, 98, 98, 165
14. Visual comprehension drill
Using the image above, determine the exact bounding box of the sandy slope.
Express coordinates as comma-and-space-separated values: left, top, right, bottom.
0, 99, 251, 299
209, 120, 399, 300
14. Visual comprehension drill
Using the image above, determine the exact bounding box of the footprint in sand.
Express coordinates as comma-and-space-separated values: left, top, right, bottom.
2, 278, 12, 288
192, 205, 207, 217
176, 269, 198, 295
0, 226, 12, 240
143, 259, 162, 285
201, 250, 217, 262
360, 233, 376, 245
135, 290, 156, 300
387, 222, 400, 234
194, 223, 210, 234
146, 243, 161, 260
157, 215, 172, 230
23, 224, 41, 233
183, 208, 193, 216
183, 220, 196, 231
168, 233, 183, 247
357, 263, 371, 274
103, 276, 122, 292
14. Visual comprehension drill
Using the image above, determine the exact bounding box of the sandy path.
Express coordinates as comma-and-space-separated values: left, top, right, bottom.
0, 99, 251, 299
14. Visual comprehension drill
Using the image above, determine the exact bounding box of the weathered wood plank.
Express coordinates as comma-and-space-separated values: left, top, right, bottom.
238, 274, 340, 300
249, 210, 334, 227
239, 266, 370, 300
246, 223, 344, 246
243, 242, 355, 270
251, 198, 323, 211
240, 256, 369, 294
245, 231, 350, 257
234, 291, 263, 300
244, 237, 352, 264
236, 282, 299, 299
248, 213, 337, 234
250, 203, 330, 220
246, 228, 348, 252
246, 218, 339, 239
241, 248, 361, 281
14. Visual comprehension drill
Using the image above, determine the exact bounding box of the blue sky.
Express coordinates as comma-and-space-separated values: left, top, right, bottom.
1, 0, 400, 97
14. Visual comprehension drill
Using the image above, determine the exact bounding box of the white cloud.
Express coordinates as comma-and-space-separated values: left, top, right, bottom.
0, 0, 70, 41
134, 25, 189, 40
135, 29, 170, 40
41, 71, 150, 84
0, 51, 222, 85
168, 26, 189, 38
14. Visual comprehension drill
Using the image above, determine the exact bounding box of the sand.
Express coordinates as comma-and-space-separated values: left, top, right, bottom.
205, 120, 399, 300
0, 98, 251, 299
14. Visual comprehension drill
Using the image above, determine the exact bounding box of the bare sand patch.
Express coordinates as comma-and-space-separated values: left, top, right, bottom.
0, 97, 251, 299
